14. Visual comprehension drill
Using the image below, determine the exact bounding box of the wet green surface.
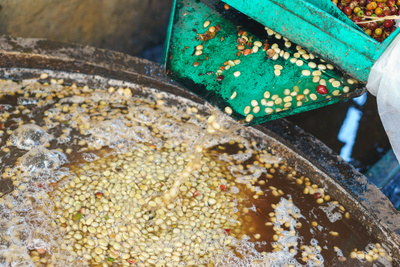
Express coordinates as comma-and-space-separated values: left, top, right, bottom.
165, 0, 363, 125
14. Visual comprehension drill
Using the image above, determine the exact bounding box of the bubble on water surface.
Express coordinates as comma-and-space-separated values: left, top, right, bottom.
81, 153, 100, 162
9, 124, 51, 150
17, 97, 39, 106
19, 147, 68, 174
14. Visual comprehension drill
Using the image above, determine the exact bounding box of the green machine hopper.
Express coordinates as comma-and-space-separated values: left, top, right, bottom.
163, 0, 400, 125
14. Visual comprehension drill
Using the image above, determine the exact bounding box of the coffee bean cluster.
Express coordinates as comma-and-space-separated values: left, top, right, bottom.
332, 0, 398, 42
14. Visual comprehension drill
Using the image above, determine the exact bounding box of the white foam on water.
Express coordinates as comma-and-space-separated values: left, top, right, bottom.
18, 147, 68, 176
17, 97, 39, 106
9, 124, 52, 150
230, 186, 239, 194
59, 96, 86, 104
0, 104, 12, 111
319, 201, 343, 223
81, 153, 100, 162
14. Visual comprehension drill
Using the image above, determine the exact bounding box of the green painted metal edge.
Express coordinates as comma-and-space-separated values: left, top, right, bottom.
378, 26, 400, 55
221, 0, 400, 83
162, 0, 178, 65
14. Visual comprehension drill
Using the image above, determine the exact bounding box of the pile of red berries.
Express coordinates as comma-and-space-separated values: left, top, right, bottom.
332, 0, 398, 42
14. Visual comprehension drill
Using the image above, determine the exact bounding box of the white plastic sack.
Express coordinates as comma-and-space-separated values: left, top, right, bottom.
367, 32, 400, 163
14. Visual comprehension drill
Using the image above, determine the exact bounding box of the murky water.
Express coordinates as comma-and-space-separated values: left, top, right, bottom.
0, 77, 394, 267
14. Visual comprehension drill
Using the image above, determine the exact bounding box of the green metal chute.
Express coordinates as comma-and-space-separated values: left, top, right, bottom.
163, 0, 398, 124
